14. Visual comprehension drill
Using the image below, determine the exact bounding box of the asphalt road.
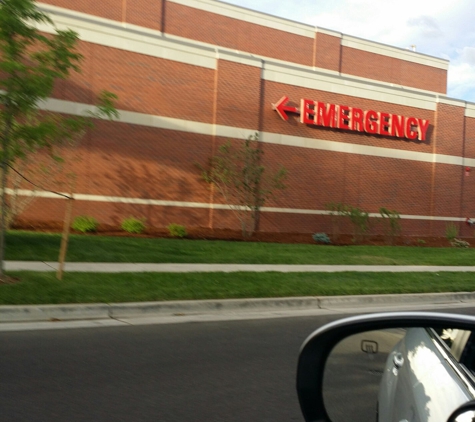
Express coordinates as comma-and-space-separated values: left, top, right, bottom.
2, 308, 475, 422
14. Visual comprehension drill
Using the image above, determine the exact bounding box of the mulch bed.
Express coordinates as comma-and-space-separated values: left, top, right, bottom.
11, 220, 458, 247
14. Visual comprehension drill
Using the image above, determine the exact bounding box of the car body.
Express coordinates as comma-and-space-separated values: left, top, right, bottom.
378, 327, 475, 422
297, 312, 475, 422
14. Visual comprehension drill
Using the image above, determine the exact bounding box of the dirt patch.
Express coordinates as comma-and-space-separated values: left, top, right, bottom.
0, 275, 21, 285
11, 219, 462, 247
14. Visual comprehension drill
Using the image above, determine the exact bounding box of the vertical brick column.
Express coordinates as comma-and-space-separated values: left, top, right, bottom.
461, 111, 475, 237
125, 0, 163, 31
430, 101, 466, 234
313, 28, 342, 72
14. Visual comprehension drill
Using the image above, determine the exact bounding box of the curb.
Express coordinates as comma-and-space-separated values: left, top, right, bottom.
0, 303, 110, 322
2, 292, 475, 323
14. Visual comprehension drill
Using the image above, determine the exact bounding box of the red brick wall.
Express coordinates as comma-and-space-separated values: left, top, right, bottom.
25, 197, 211, 228
41, 0, 123, 21
53, 41, 216, 123
82, 122, 210, 200
433, 103, 466, 156
215, 61, 262, 129
126, 0, 163, 31
314, 33, 341, 72
259, 141, 434, 215
37, 48, 462, 236
20, 120, 215, 227
341, 47, 447, 93
431, 164, 463, 219
42, 0, 447, 93
164, 3, 314, 67
460, 115, 475, 234
464, 116, 475, 158
18, 0, 464, 237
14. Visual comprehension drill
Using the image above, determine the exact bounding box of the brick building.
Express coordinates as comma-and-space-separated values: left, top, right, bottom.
19, 0, 475, 236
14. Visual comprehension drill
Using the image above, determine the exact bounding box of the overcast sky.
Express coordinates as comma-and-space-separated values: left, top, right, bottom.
224, 0, 475, 103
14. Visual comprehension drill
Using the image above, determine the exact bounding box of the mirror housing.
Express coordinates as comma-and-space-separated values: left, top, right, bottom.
296, 312, 475, 422
448, 400, 475, 422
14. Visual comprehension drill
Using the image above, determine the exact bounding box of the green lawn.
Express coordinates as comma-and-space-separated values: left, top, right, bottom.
2, 231, 475, 305
1, 271, 475, 305
6, 231, 475, 265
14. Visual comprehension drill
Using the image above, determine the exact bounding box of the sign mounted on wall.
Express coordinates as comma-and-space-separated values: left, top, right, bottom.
272, 96, 430, 142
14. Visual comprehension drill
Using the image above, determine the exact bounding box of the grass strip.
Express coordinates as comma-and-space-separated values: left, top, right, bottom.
1, 271, 474, 305
6, 231, 475, 265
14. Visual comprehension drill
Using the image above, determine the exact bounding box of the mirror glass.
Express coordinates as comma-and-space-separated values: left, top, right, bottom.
323, 327, 475, 422
452, 410, 475, 422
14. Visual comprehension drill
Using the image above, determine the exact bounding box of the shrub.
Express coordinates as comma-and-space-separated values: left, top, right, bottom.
347, 206, 369, 243
416, 239, 426, 246
326, 202, 349, 215
121, 217, 146, 234
451, 238, 470, 248
379, 207, 401, 245
326, 202, 349, 241
167, 223, 187, 238
312, 233, 331, 244
72, 215, 98, 233
445, 222, 459, 241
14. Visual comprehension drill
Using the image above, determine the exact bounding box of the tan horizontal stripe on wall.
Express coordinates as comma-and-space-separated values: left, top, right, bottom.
38, 97, 475, 168
4, 189, 467, 222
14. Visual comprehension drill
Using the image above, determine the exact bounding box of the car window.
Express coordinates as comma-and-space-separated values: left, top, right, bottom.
438, 329, 471, 360
431, 328, 475, 376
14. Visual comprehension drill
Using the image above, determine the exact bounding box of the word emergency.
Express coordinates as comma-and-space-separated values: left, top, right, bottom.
299, 99, 430, 141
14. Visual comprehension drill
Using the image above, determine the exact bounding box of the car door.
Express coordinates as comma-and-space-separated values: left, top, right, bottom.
378, 327, 475, 422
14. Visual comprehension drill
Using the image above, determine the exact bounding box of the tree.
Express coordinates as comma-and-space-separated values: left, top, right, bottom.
199, 133, 287, 237
326, 202, 349, 242
379, 207, 401, 245
0, 0, 117, 279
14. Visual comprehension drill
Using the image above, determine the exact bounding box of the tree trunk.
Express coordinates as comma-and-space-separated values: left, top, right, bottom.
0, 115, 12, 278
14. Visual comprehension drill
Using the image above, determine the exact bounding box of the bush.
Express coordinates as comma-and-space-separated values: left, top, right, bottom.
379, 207, 401, 245
312, 233, 331, 244
445, 222, 459, 241
451, 238, 470, 248
325, 202, 349, 241
347, 206, 369, 243
72, 215, 98, 233
167, 223, 187, 238
121, 217, 146, 234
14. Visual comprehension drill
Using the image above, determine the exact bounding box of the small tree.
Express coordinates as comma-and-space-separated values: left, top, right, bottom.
199, 133, 287, 237
346, 205, 369, 243
445, 222, 459, 242
379, 207, 401, 245
2, 91, 116, 229
326, 202, 349, 241
0, 0, 117, 279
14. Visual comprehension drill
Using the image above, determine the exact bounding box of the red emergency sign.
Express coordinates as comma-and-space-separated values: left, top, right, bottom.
272, 96, 430, 142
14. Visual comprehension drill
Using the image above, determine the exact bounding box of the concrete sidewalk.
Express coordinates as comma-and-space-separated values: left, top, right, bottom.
6, 261, 475, 272
3, 261, 475, 330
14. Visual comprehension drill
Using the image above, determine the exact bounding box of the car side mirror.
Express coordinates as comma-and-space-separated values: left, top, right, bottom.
296, 312, 475, 422
448, 400, 475, 422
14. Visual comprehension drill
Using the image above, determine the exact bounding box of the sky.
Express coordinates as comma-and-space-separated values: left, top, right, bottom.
223, 0, 475, 103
